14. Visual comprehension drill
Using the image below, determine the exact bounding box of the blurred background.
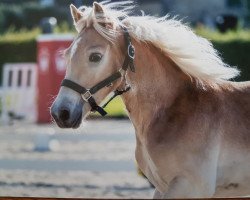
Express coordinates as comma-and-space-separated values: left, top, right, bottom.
0, 0, 249, 198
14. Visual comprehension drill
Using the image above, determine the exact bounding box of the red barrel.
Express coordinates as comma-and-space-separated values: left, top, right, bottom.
37, 34, 74, 123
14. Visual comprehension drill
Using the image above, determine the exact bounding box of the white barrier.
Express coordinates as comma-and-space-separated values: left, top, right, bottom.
0, 63, 37, 124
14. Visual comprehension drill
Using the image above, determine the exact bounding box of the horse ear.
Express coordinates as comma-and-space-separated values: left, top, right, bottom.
93, 2, 113, 29
93, 2, 104, 15
70, 4, 82, 24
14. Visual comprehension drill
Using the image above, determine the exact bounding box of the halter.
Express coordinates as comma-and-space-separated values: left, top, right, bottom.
61, 27, 135, 116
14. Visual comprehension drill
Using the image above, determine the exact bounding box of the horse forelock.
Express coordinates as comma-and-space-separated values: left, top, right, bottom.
74, 1, 240, 85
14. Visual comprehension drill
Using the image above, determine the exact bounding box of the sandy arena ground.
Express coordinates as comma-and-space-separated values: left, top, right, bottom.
0, 120, 154, 198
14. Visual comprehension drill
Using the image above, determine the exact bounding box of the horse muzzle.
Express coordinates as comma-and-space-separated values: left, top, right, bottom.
50, 99, 83, 129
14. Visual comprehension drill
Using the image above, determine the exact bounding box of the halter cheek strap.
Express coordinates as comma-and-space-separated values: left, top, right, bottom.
61, 79, 108, 116
61, 26, 135, 116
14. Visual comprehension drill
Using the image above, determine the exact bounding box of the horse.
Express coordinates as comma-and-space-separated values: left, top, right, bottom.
51, 1, 250, 198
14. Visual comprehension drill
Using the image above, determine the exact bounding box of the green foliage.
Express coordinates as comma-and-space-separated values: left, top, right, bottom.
104, 97, 127, 117
0, 3, 71, 33
0, 4, 25, 31
0, 28, 40, 42
54, 22, 73, 33
0, 29, 38, 84
196, 27, 250, 42
214, 41, 250, 81
197, 28, 250, 81
91, 97, 127, 118
22, 4, 69, 29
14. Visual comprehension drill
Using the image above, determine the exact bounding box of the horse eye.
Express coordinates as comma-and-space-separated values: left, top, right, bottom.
89, 53, 102, 63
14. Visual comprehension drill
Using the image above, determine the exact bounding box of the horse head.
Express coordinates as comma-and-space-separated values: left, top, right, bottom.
51, 2, 129, 128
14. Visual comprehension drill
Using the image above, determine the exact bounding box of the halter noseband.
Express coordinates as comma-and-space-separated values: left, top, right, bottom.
61, 27, 135, 116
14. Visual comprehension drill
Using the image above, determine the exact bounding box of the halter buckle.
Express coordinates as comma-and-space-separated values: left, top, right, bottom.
82, 90, 92, 102
128, 43, 135, 59
119, 68, 126, 76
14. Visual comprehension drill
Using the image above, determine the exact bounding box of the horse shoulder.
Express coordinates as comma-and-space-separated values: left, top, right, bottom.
146, 83, 222, 149
137, 83, 223, 194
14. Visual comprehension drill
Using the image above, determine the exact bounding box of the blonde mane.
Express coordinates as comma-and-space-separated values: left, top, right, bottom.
75, 1, 240, 84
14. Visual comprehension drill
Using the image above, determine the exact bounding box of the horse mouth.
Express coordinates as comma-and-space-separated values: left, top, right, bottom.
52, 112, 82, 129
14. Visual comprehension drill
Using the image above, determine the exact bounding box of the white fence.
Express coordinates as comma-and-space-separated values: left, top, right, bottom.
0, 63, 37, 124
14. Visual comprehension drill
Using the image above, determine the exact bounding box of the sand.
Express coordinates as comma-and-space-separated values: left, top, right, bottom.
0, 120, 154, 198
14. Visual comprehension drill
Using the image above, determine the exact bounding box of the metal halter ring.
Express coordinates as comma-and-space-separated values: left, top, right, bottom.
128, 43, 135, 59
82, 90, 92, 102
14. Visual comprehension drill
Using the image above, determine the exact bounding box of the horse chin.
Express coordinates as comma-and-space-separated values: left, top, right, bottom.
71, 116, 82, 129
53, 113, 82, 129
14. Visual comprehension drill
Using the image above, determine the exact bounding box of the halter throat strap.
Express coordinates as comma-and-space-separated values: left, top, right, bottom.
61, 26, 135, 116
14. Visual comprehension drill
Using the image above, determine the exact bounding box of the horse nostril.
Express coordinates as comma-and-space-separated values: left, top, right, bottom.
59, 108, 70, 122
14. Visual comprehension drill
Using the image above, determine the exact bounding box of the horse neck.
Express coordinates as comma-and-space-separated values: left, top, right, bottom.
121, 41, 190, 133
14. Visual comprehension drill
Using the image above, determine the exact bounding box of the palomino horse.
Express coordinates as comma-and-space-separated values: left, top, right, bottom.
51, 1, 250, 198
